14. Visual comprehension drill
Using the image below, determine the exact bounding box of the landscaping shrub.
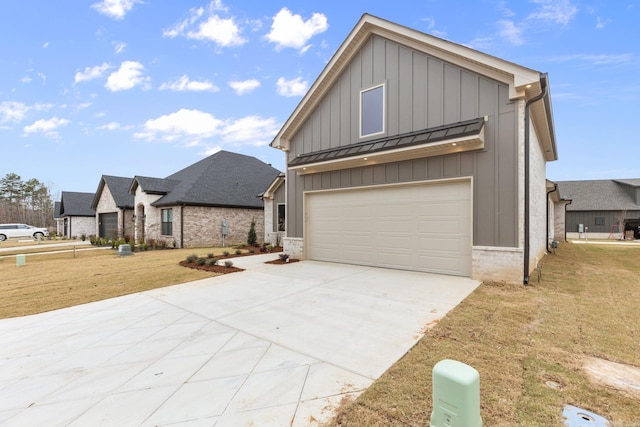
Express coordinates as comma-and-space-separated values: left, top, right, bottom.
224, 260, 234, 268
279, 253, 289, 262
206, 258, 218, 267
223, 250, 230, 257
197, 257, 206, 266
207, 253, 214, 259
80, 233, 86, 242
247, 219, 257, 246
235, 249, 242, 255
186, 254, 198, 263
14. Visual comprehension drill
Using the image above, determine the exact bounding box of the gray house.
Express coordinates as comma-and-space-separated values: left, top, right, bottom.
129, 150, 281, 248
91, 175, 135, 239
271, 14, 558, 284
557, 179, 640, 240
260, 172, 286, 246
58, 191, 96, 238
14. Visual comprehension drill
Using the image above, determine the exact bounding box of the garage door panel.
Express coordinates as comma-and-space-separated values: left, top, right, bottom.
306, 181, 471, 276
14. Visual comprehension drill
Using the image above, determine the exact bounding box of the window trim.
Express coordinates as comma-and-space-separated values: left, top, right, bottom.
359, 83, 386, 139
161, 208, 173, 236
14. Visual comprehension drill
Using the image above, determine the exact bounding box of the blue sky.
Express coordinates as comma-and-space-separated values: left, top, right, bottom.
1, 0, 638, 197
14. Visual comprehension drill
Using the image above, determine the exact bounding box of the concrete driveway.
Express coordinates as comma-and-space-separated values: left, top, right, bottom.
0, 254, 480, 426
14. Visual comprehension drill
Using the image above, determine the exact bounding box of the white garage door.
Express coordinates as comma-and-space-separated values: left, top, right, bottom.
306, 181, 471, 276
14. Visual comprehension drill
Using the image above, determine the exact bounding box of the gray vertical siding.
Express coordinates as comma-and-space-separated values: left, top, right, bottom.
271, 184, 285, 231
566, 210, 640, 233
287, 34, 519, 247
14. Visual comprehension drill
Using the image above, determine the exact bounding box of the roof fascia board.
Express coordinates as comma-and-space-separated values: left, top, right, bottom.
262, 174, 285, 199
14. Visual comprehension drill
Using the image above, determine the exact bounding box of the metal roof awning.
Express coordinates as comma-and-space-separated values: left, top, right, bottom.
289, 117, 487, 175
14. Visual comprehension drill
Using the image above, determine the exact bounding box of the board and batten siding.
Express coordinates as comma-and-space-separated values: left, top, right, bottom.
565, 211, 640, 234
286, 34, 519, 248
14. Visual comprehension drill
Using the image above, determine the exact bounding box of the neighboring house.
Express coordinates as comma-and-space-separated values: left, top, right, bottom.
91, 175, 134, 239
557, 179, 640, 240
58, 191, 96, 238
547, 180, 572, 243
53, 201, 63, 236
129, 150, 281, 248
270, 14, 558, 284
260, 173, 286, 246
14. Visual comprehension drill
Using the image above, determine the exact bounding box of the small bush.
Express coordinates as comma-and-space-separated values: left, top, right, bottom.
248, 248, 255, 254
197, 257, 207, 266
80, 233, 87, 242
235, 249, 242, 255
279, 253, 290, 262
223, 250, 230, 257
247, 219, 257, 246
160, 240, 167, 249
172, 239, 177, 248
206, 258, 218, 267
124, 235, 132, 244
141, 243, 149, 251
266, 245, 273, 252
207, 253, 214, 259
224, 260, 234, 268
186, 254, 198, 263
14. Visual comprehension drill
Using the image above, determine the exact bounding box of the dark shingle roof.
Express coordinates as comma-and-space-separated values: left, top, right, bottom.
54, 201, 62, 219
557, 180, 640, 211
92, 175, 134, 210
132, 176, 180, 195
151, 150, 281, 208
60, 191, 96, 216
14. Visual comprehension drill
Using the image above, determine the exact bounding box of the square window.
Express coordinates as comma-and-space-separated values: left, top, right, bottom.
360, 84, 385, 138
594, 217, 605, 226
161, 208, 173, 235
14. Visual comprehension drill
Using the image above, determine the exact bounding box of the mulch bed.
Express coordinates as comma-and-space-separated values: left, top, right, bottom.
179, 245, 288, 274
265, 258, 300, 265
178, 260, 244, 274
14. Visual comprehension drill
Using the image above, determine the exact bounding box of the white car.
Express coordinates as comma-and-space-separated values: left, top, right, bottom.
0, 224, 49, 241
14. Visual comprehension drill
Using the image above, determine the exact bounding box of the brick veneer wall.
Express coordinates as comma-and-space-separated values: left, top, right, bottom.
180, 206, 265, 248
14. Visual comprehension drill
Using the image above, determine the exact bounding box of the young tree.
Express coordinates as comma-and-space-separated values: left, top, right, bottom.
247, 219, 257, 246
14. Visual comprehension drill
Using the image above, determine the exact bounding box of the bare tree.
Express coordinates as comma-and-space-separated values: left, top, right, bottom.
617, 208, 627, 239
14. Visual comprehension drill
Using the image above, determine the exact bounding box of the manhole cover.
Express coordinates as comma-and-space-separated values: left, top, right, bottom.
562, 405, 609, 426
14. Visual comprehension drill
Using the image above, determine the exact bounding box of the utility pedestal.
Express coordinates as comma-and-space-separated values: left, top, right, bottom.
430, 359, 482, 427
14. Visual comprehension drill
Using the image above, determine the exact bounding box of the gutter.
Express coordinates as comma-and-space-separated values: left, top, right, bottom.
524, 73, 549, 285
546, 183, 558, 253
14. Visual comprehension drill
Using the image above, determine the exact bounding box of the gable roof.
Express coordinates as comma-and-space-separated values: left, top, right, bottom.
91, 175, 134, 210
557, 180, 640, 211
271, 13, 557, 161
54, 201, 62, 219
145, 150, 282, 208
60, 191, 96, 217
130, 176, 180, 195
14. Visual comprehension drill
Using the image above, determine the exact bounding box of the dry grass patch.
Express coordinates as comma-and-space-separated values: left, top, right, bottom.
331, 243, 640, 426
0, 247, 238, 319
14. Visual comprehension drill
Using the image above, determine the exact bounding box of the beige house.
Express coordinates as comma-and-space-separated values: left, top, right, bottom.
129, 151, 281, 248
58, 191, 96, 238
271, 14, 559, 284
91, 175, 134, 240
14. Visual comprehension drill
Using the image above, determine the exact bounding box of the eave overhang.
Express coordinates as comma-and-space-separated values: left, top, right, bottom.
290, 117, 486, 176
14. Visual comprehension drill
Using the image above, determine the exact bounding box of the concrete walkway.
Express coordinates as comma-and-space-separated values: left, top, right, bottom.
0, 254, 480, 426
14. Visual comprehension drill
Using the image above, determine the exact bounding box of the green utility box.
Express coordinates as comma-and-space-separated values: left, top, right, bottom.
431, 359, 482, 427
16, 254, 26, 267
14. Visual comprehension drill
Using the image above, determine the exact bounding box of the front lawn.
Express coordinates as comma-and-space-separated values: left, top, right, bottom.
331, 242, 640, 426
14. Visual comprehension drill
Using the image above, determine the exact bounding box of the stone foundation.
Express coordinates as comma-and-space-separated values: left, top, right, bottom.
283, 237, 304, 259
472, 246, 524, 284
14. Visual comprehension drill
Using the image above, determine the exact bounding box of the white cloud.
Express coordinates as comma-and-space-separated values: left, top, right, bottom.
228, 79, 261, 95
266, 7, 328, 51
0, 101, 29, 123
91, 0, 139, 20
135, 109, 224, 142
97, 122, 127, 131
113, 41, 126, 54
528, 0, 577, 26
42, 42, 49, 48
20, 76, 32, 84
105, 61, 150, 91
74, 63, 111, 84
135, 108, 279, 147
159, 75, 220, 92
23, 117, 70, 138
163, 1, 246, 48
276, 77, 308, 97
498, 20, 524, 45
596, 16, 611, 29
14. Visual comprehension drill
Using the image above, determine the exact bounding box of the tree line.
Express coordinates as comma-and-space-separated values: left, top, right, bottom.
0, 173, 55, 229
